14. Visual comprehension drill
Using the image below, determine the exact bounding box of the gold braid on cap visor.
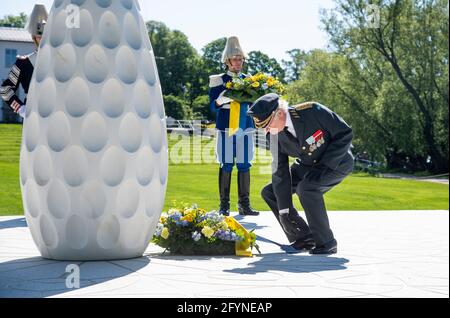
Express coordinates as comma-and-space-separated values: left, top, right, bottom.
253, 111, 276, 129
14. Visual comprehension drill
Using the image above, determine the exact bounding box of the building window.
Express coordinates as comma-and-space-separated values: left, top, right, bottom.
5, 49, 18, 68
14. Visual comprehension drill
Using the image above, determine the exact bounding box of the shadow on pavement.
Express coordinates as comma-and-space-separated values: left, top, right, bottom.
224, 253, 349, 275
0, 217, 27, 230
0, 256, 150, 298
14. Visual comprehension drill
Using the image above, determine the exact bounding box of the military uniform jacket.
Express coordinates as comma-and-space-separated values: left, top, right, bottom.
269, 102, 354, 211
0, 52, 36, 114
208, 71, 255, 132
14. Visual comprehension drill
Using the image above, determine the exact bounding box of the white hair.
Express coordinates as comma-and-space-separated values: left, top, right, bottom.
278, 99, 289, 110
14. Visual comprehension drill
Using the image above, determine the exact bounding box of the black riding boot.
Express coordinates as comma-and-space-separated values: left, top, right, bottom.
219, 168, 232, 216
237, 171, 259, 216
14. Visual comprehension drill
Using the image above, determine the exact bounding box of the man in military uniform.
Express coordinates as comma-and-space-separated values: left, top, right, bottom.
247, 94, 354, 254
209, 36, 259, 217
1, 4, 48, 119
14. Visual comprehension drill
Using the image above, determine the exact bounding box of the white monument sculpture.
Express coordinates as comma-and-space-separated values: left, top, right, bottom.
20, 0, 168, 261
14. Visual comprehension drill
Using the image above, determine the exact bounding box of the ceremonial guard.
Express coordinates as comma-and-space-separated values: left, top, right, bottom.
1, 4, 48, 119
247, 94, 354, 254
208, 36, 259, 216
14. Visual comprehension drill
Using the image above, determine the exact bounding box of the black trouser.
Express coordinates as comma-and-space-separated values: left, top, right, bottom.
261, 163, 351, 246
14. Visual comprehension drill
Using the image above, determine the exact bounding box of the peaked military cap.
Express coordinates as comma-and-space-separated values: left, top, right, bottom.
247, 93, 280, 129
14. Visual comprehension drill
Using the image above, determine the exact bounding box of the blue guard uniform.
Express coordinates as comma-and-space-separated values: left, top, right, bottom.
208, 35, 259, 217
208, 70, 255, 173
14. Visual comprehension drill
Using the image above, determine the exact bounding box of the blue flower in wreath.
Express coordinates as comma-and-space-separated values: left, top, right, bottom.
201, 212, 225, 223
169, 211, 182, 221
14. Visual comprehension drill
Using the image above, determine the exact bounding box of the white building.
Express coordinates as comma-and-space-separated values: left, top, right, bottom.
0, 27, 35, 123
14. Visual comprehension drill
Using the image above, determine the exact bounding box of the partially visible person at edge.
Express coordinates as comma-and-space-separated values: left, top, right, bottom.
1, 4, 48, 119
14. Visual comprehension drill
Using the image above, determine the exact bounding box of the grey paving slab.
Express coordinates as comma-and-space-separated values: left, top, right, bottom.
0, 211, 448, 298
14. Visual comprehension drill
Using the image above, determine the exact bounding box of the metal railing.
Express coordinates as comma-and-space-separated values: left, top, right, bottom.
354, 158, 382, 169
166, 119, 196, 134
167, 119, 269, 148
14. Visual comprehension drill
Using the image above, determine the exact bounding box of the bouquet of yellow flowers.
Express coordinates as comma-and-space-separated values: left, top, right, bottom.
223, 72, 285, 103
152, 203, 260, 257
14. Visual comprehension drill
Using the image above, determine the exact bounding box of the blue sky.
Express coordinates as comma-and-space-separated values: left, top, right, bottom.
0, 0, 335, 62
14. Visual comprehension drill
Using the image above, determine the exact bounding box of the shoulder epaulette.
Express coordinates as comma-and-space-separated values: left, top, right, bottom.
209, 74, 225, 88
294, 102, 317, 111
16, 51, 37, 61
27, 51, 37, 59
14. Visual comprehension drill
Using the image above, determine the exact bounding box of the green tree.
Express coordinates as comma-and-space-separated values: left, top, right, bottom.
146, 21, 202, 103
244, 51, 286, 81
286, 48, 433, 171
201, 37, 227, 76
164, 95, 192, 120
318, 0, 449, 172
282, 49, 308, 82
0, 13, 27, 28
286, 50, 389, 164
192, 95, 214, 121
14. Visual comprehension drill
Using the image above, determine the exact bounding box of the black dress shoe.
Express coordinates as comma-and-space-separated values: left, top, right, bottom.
310, 239, 338, 255
291, 234, 316, 251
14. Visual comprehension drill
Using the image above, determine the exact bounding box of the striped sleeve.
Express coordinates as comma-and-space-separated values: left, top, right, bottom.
1, 60, 25, 113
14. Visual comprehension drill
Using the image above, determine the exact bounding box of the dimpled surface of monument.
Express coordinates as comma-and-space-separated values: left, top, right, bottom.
21, 0, 168, 261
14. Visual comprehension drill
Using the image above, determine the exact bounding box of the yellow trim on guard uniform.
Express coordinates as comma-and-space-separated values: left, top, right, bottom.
229, 100, 241, 136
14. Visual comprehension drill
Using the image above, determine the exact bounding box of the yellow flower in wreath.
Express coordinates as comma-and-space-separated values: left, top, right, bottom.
161, 227, 170, 240
182, 213, 195, 223
226, 81, 233, 89
202, 226, 215, 239
252, 81, 260, 88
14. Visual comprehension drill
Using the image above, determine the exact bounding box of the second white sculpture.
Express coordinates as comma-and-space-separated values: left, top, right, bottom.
21, 0, 168, 261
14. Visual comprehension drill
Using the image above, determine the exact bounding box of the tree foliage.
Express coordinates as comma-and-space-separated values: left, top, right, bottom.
146, 21, 202, 102
285, 0, 448, 172
164, 94, 192, 120
0, 13, 27, 28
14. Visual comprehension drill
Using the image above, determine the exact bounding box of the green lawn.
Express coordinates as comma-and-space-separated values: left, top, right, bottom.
0, 124, 448, 216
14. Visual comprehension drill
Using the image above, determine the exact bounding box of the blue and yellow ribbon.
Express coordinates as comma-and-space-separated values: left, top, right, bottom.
225, 216, 254, 257
228, 100, 241, 136
228, 101, 250, 137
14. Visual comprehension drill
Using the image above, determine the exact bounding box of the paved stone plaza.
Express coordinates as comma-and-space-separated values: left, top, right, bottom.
0, 211, 448, 298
